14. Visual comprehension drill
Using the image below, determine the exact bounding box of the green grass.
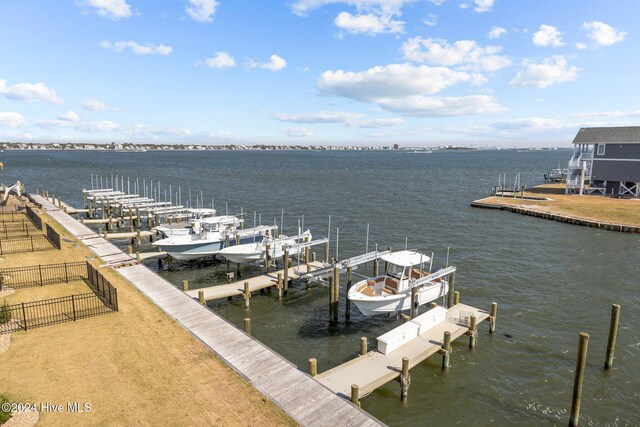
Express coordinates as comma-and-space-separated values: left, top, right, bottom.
0, 395, 12, 424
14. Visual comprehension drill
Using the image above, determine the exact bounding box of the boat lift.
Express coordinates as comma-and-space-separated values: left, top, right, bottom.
297, 249, 392, 280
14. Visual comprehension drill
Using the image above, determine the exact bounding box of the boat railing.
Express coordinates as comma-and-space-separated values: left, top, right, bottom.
409, 265, 457, 289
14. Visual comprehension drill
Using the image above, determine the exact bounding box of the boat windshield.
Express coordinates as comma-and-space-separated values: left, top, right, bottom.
386, 264, 410, 280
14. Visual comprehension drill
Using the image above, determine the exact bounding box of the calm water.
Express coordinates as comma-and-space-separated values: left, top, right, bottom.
5, 149, 639, 426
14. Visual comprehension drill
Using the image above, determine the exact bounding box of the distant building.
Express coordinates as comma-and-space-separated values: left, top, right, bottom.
566, 127, 640, 197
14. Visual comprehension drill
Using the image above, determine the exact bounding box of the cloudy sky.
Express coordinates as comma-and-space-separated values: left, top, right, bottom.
0, 0, 635, 146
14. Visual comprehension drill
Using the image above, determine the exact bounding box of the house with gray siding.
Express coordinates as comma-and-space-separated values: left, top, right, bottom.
566, 127, 640, 197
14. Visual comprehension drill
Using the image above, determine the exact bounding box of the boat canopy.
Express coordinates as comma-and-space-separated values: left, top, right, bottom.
380, 250, 430, 267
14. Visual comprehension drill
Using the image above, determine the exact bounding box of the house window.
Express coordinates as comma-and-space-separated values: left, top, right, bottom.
597, 144, 606, 156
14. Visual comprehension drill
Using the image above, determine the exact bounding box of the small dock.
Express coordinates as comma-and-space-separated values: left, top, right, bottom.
316, 303, 490, 398
185, 261, 325, 301
104, 230, 154, 240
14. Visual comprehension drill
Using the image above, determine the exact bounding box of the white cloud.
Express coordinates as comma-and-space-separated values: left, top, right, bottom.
488, 26, 506, 39
205, 52, 236, 69
428, 0, 445, 5
423, 14, 437, 27
0, 79, 64, 104
582, 21, 626, 46
318, 63, 472, 100
575, 42, 587, 50
0, 112, 27, 128
401, 37, 511, 72
491, 117, 563, 130
532, 25, 564, 47
511, 55, 579, 88
350, 118, 404, 128
260, 55, 287, 71
186, 0, 219, 23
58, 111, 80, 122
279, 127, 314, 137
374, 94, 505, 117
290, 0, 413, 34
474, 0, 494, 13
79, 0, 131, 20
82, 99, 109, 111
273, 111, 365, 124
335, 12, 403, 34
570, 110, 640, 119
100, 41, 172, 55
317, 63, 504, 117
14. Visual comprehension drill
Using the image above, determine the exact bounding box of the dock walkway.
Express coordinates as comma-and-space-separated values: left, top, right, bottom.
185, 261, 325, 301
33, 194, 382, 426
317, 304, 489, 398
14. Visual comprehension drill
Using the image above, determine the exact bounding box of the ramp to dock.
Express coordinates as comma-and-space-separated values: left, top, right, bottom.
185, 261, 325, 301
316, 304, 489, 398
35, 194, 382, 426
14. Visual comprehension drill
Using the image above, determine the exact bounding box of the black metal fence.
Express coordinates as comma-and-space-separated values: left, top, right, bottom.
25, 206, 42, 230
0, 262, 118, 334
0, 235, 54, 255
45, 224, 61, 249
0, 219, 39, 239
0, 261, 88, 290
0, 292, 117, 334
86, 263, 119, 312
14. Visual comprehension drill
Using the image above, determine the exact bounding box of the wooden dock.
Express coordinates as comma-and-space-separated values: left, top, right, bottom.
185, 261, 326, 301
105, 230, 154, 240
316, 303, 489, 398
34, 194, 382, 426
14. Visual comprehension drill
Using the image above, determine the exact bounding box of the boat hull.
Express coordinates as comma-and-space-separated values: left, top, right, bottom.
154, 235, 261, 261
350, 283, 449, 317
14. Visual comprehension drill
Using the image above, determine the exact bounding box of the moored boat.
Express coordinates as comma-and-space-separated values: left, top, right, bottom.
218, 230, 312, 264
347, 250, 450, 317
152, 208, 217, 238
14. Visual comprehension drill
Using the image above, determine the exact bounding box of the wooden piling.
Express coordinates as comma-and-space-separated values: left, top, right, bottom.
345, 267, 352, 321
332, 266, 340, 323
351, 384, 360, 407
277, 272, 283, 300
489, 302, 497, 333
360, 337, 367, 356
604, 304, 620, 369
569, 332, 590, 427
305, 246, 310, 264
468, 314, 477, 348
129, 208, 134, 232
136, 207, 141, 229
244, 281, 250, 309
244, 318, 251, 335
236, 234, 241, 246
136, 251, 141, 262
328, 276, 334, 322
265, 243, 271, 273
182, 280, 189, 292
453, 291, 460, 305
309, 358, 317, 377
136, 229, 141, 246
447, 271, 456, 308
400, 357, 410, 401
373, 258, 379, 277
283, 250, 290, 293
198, 290, 205, 305
127, 245, 133, 255
442, 331, 451, 370
324, 241, 329, 263
312, 252, 317, 262
410, 287, 418, 319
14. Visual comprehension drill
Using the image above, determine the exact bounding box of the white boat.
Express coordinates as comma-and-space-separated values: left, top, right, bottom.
544, 168, 568, 182
153, 208, 217, 238
347, 250, 450, 317
218, 230, 312, 264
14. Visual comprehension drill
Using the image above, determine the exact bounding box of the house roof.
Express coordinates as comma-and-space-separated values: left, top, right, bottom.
381, 250, 430, 267
572, 127, 640, 144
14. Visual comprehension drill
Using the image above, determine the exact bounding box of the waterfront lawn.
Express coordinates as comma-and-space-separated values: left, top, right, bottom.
0, 198, 294, 426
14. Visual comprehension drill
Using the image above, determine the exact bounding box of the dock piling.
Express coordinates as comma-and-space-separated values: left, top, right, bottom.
244, 318, 251, 335
410, 287, 418, 319
400, 357, 410, 401
265, 244, 271, 273
182, 280, 189, 292
277, 272, 283, 300
309, 358, 317, 377
468, 314, 477, 348
198, 290, 205, 305
441, 331, 451, 370
332, 266, 340, 323
360, 337, 367, 356
283, 249, 289, 294
489, 302, 497, 333
244, 282, 250, 309
351, 384, 360, 407
447, 271, 456, 308
453, 291, 460, 305
570, 332, 590, 427
345, 267, 352, 321
604, 304, 621, 369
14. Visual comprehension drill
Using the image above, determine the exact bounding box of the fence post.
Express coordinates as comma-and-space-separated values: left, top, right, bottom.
64, 262, 69, 283
0, 239, 3, 255
21, 302, 28, 331
31, 236, 35, 252
71, 294, 77, 321
39, 264, 44, 286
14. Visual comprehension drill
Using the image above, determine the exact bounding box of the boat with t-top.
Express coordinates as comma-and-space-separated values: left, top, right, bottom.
347, 250, 451, 317
218, 229, 312, 264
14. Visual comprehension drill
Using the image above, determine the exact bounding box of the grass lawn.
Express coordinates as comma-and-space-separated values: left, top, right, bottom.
0, 197, 294, 426
476, 183, 640, 227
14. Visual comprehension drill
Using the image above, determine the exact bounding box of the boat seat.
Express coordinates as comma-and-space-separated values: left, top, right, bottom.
411, 269, 428, 280
384, 277, 399, 295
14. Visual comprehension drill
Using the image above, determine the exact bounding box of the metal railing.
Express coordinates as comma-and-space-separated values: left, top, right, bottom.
45, 224, 61, 249
0, 235, 54, 255
0, 261, 88, 290
25, 206, 43, 230
86, 263, 119, 312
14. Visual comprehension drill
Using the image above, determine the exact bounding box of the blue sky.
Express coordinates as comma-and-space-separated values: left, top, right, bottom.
0, 0, 636, 147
